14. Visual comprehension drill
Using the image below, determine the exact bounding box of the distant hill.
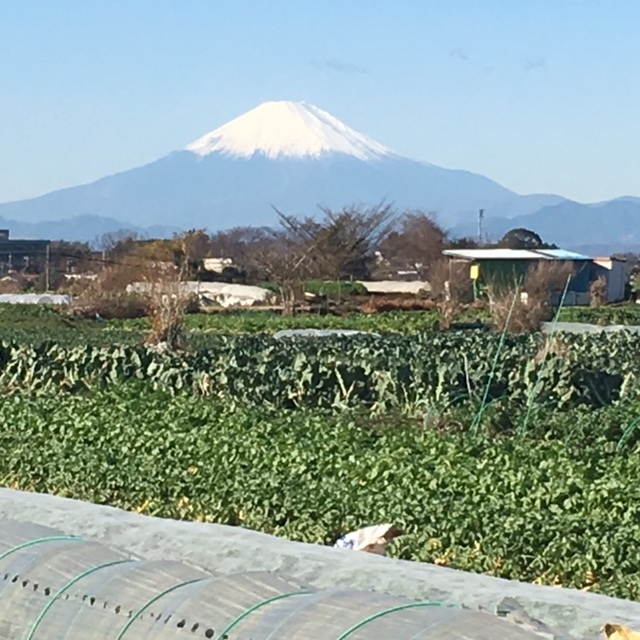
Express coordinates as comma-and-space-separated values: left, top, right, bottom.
452, 197, 640, 255
0, 215, 177, 243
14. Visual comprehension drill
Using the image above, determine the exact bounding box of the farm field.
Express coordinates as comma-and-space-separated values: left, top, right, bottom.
3, 301, 640, 341
2, 385, 640, 599
2, 302, 640, 600
79, 302, 640, 334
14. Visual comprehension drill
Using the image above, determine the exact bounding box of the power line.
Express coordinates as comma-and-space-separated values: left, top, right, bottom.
51, 251, 174, 270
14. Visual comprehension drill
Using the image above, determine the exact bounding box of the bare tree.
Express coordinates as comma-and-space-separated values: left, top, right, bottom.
277, 202, 397, 281
429, 259, 474, 329
233, 227, 314, 315
176, 229, 210, 262
209, 227, 273, 272
379, 211, 446, 279
170, 229, 211, 278
95, 230, 140, 257
216, 204, 395, 315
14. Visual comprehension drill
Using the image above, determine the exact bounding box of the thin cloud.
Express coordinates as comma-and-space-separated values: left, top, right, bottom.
449, 48, 469, 61
522, 57, 547, 71
309, 58, 368, 75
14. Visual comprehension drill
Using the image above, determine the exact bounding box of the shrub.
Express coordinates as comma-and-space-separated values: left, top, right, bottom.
429, 259, 473, 329
590, 276, 607, 307
145, 280, 190, 349
71, 291, 148, 320
488, 262, 574, 333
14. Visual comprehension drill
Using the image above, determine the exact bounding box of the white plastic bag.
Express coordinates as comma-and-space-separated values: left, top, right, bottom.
333, 524, 403, 556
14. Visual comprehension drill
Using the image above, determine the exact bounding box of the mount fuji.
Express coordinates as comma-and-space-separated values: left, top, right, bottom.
1, 100, 635, 251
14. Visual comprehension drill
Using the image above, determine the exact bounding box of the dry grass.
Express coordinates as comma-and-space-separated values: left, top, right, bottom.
145, 280, 190, 349
359, 296, 436, 314
526, 260, 575, 301
69, 263, 149, 320
533, 334, 571, 365
69, 260, 193, 350
486, 285, 541, 333
590, 275, 607, 307
130, 261, 192, 349
487, 261, 575, 333
279, 280, 301, 317
0, 275, 26, 294
429, 259, 473, 329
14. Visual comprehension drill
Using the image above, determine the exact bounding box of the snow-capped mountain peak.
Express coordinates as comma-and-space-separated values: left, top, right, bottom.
185, 100, 393, 161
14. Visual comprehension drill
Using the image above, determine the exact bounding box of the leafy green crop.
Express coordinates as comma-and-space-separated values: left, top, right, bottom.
2, 303, 640, 343
0, 331, 638, 412
2, 385, 640, 599
0, 304, 83, 330
559, 304, 640, 326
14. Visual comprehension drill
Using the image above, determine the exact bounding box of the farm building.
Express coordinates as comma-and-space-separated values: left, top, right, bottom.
592, 256, 627, 302
0, 229, 50, 273
442, 248, 596, 305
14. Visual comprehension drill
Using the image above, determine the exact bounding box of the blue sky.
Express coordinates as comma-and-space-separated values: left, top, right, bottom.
1, 0, 638, 204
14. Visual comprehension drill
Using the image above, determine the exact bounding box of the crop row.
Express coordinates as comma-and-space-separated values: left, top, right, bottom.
3, 303, 640, 345
1, 385, 640, 599
0, 331, 639, 412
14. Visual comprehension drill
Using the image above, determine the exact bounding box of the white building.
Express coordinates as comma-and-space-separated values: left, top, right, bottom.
592, 257, 626, 303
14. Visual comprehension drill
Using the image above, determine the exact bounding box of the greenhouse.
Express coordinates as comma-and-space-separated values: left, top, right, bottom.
0, 517, 545, 639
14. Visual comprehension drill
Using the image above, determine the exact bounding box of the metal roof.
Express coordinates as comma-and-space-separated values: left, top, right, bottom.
443, 248, 592, 261
534, 248, 592, 260
443, 249, 548, 260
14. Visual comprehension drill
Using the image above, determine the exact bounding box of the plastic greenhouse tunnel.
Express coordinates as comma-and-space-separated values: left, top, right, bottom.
0, 517, 550, 639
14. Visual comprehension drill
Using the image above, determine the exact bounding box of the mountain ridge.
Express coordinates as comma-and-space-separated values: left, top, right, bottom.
452, 198, 640, 254
0, 100, 637, 250
0, 149, 526, 229
0, 214, 177, 243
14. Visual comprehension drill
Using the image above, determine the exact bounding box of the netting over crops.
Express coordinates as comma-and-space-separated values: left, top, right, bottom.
0, 517, 545, 639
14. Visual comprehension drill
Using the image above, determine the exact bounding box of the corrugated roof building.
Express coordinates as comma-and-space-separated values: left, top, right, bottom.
442, 248, 593, 305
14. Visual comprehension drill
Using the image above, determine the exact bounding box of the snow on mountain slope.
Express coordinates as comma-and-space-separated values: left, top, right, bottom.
185, 101, 393, 161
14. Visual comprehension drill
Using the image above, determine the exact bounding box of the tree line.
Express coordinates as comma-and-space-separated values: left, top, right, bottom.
43, 204, 564, 287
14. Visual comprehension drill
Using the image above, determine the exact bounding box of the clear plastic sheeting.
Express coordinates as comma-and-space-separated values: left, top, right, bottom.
274, 329, 380, 339
0, 294, 71, 305
0, 517, 549, 639
232, 590, 541, 640
42, 560, 214, 640
0, 520, 70, 556
542, 321, 640, 335
139, 572, 306, 639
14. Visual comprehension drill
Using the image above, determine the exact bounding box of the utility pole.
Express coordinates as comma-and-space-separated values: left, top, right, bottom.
478, 208, 485, 245
45, 244, 50, 291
